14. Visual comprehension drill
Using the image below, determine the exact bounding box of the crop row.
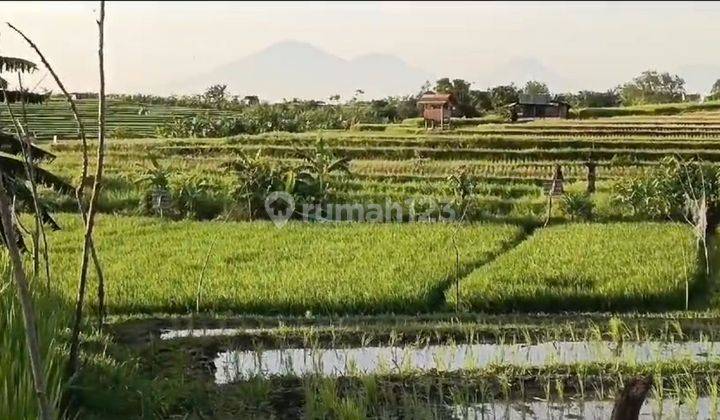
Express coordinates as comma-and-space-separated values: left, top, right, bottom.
45, 216, 698, 315
157, 143, 720, 163
450, 223, 700, 312
46, 215, 523, 314
227, 134, 720, 151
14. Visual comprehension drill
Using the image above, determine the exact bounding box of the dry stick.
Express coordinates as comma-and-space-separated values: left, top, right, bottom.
0, 177, 55, 420
7, 22, 106, 322
17, 74, 52, 286
95, 3, 107, 330
68, 0, 107, 378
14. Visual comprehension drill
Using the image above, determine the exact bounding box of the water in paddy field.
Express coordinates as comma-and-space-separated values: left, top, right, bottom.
451, 397, 718, 419
213, 341, 720, 383
160, 328, 260, 339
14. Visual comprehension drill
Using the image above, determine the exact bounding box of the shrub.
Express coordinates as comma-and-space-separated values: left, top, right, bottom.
560, 191, 594, 221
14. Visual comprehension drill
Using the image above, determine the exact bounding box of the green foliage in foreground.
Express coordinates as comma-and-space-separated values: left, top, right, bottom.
0, 261, 68, 419
449, 223, 700, 312
47, 215, 523, 315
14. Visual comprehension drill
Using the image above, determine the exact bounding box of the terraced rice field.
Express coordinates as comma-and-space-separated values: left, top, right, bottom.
29, 105, 720, 224
0, 97, 234, 139
12, 101, 720, 419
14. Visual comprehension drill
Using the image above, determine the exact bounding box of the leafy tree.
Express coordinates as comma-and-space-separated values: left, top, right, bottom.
708, 79, 720, 101
522, 80, 550, 96
561, 90, 620, 108
203, 84, 228, 109
489, 84, 521, 110
434, 78, 479, 117
620, 70, 686, 105
469, 90, 492, 113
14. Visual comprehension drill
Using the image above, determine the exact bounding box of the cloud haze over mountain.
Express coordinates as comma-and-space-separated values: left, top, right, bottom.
3, 2, 720, 100
161, 41, 435, 101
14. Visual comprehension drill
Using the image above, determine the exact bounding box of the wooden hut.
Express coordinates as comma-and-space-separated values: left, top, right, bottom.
508, 94, 571, 120
242, 95, 260, 106
417, 92, 456, 129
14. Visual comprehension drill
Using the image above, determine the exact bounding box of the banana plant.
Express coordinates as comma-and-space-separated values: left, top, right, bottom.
293, 138, 350, 205
0, 56, 73, 250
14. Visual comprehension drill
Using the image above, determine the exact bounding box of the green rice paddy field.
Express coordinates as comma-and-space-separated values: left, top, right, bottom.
17, 99, 720, 225
42, 215, 702, 315
13, 100, 720, 315
9, 99, 720, 419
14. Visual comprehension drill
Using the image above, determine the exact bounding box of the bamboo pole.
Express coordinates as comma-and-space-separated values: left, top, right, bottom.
67, 0, 107, 377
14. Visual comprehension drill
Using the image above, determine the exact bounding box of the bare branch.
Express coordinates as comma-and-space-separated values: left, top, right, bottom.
67, 1, 107, 380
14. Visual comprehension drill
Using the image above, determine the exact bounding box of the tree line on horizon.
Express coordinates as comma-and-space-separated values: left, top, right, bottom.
7, 69, 720, 138
12, 69, 717, 115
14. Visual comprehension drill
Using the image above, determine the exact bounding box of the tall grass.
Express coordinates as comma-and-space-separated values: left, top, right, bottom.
46, 214, 523, 315
449, 223, 700, 312
0, 259, 68, 419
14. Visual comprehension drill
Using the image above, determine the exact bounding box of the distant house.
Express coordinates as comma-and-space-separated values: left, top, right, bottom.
508, 94, 571, 120
242, 95, 260, 106
417, 92, 457, 129
70, 92, 98, 100
683, 93, 701, 103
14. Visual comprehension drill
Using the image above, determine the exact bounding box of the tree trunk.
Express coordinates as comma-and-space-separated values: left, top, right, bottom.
610, 376, 652, 420
0, 178, 55, 420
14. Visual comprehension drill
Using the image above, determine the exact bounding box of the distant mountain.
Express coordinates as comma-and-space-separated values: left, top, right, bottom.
162, 41, 434, 101
480, 57, 576, 93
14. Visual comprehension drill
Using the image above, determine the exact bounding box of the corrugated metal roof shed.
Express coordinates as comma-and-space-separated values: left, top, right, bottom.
417, 93, 456, 105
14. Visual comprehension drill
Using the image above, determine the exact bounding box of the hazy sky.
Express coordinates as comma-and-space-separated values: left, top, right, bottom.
2, 1, 720, 96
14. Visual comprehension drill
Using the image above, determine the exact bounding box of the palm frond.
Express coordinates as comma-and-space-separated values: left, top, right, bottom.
0, 132, 56, 161
0, 221, 26, 252
327, 157, 351, 173
0, 155, 73, 195
5, 176, 61, 230
0, 56, 37, 74
0, 90, 49, 104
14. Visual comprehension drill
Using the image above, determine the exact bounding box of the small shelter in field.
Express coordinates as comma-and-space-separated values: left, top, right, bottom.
417, 92, 457, 129
242, 95, 260, 106
69, 92, 98, 100
508, 94, 571, 120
